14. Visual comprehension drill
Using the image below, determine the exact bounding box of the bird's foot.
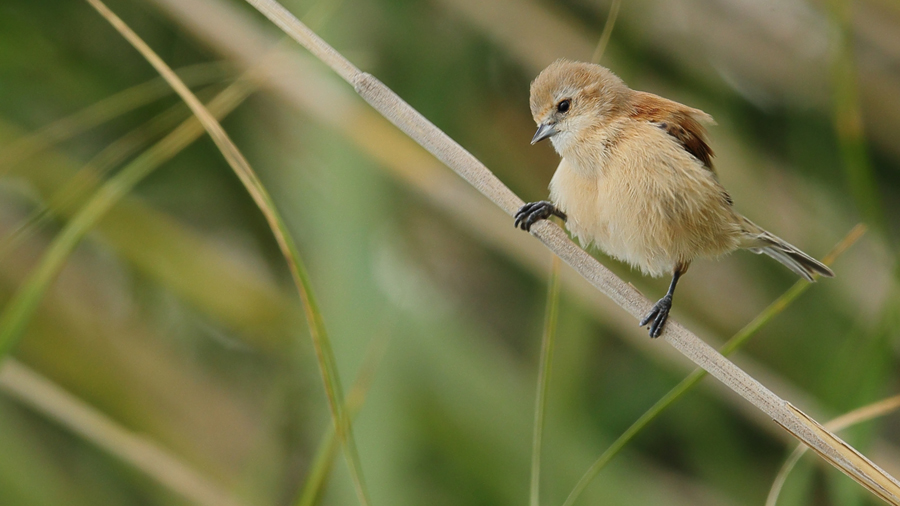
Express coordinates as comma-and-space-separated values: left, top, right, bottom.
640, 294, 672, 338
514, 201, 567, 232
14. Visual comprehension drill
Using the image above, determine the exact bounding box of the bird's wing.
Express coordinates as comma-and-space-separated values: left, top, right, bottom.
628, 91, 715, 172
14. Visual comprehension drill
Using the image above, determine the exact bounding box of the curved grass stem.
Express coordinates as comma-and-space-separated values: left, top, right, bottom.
78, 1, 371, 504
590, 0, 621, 64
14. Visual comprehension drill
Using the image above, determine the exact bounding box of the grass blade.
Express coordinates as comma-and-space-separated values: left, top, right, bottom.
294, 327, 390, 506
590, 0, 621, 64
767, 395, 900, 506
530, 256, 562, 506
560, 224, 867, 506
79, 1, 370, 504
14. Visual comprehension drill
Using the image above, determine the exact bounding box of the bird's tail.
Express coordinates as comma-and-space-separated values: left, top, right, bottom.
739, 216, 834, 282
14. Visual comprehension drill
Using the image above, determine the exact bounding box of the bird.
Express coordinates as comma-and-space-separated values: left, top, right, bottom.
514, 59, 833, 338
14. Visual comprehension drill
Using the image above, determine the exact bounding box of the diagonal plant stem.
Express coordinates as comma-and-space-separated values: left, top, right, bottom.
767, 394, 900, 506
560, 224, 866, 506
241, 1, 900, 503
78, 1, 371, 504
530, 256, 562, 506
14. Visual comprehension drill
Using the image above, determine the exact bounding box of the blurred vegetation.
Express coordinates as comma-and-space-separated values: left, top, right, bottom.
1, 0, 899, 505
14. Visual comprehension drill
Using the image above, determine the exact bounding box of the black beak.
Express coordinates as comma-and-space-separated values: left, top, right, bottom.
531, 123, 558, 144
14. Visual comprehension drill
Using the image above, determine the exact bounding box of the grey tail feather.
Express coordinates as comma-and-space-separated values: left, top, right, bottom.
741, 217, 834, 281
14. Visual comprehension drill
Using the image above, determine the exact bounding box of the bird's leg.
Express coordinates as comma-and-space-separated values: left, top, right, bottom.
514, 201, 567, 232
640, 264, 687, 338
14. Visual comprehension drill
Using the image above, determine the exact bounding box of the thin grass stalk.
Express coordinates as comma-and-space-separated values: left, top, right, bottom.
530, 256, 562, 506
590, 0, 621, 64
294, 328, 391, 506
80, 2, 370, 504
767, 395, 900, 506
239, 2, 900, 501
0, 76, 255, 357
0, 359, 250, 506
560, 224, 866, 506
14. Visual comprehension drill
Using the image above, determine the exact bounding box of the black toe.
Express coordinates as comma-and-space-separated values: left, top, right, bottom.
514, 201, 564, 232
640, 295, 672, 338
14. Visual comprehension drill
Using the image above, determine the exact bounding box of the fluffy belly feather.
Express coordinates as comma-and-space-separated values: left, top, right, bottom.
549, 156, 742, 277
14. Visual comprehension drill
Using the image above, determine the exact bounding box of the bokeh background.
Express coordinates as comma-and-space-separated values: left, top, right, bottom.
1, 0, 900, 504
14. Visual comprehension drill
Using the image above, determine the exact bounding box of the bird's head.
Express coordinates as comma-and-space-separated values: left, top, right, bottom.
529, 59, 630, 153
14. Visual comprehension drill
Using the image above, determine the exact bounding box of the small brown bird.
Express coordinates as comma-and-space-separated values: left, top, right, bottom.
515, 59, 833, 337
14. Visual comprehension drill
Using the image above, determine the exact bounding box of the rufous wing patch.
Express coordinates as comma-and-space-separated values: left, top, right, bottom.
629, 91, 716, 172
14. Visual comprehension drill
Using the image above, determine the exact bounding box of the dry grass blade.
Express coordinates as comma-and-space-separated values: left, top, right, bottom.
767, 395, 900, 506
0, 359, 250, 506
81, 1, 371, 505
242, 1, 900, 502
530, 256, 562, 506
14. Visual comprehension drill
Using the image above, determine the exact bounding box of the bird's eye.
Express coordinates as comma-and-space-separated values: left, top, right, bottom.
557, 99, 571, 113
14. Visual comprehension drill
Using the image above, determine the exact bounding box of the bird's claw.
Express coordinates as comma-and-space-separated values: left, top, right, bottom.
640, 294, 672, 338
514, 201, 567, 232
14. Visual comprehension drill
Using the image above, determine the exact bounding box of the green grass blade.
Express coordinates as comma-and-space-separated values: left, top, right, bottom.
80, 2, 370, 504
530, 256, 562, 506
560, 224, 866, 506
294, 329, 390, 506
0, 79, 256, 358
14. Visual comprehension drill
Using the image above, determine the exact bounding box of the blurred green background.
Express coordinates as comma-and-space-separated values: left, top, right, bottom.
1, 0, 899, 505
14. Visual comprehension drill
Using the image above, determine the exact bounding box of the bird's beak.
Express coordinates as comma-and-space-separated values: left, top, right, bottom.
531, 122, 558, 144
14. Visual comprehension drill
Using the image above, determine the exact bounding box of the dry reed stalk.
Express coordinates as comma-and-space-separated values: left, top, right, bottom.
242, 0, 900, 502
767, 395, 900, 506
